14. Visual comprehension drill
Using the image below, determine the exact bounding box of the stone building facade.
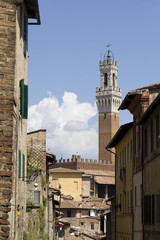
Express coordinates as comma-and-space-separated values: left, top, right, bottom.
0, 1, 40, 239
27, 129, 56, 240
96, 50, 122, 164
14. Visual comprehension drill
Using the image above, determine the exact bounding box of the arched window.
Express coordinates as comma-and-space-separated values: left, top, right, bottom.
113, 73, 115, 87
104, 73, 107, 87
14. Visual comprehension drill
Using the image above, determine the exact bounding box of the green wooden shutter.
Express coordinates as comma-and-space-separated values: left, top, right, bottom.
20, 79, 28, 119
20, 79, 24, 116
23, 84, 28, 119
19, 150, 21, 178
24, 14, 27, 57
23, 154, 25, 181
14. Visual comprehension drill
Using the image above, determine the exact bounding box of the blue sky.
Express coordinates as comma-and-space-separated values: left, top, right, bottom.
27, 0, 160, 159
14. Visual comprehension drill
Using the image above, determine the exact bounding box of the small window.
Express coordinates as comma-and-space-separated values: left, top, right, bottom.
80, 222, 84, 226
67, 210, 71, 217
104, 73, 107, 87
91, 223, 94, 230
113, 73, 115, 87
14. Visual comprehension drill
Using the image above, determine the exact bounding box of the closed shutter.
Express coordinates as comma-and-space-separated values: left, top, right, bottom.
24, 14, 27, 57
19, 150, 21, 178
20, 79, 24, 116
23, 84, 28, 119
23, 154, 25, 181
20, 79, 28, 119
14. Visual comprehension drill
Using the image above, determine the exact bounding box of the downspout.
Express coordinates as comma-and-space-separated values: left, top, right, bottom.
14, 109, 19, 239
106, 147, 116, 240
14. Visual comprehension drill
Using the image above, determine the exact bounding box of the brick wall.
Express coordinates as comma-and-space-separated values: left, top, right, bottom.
0, 1, 17, 239
52, 161, 114, 172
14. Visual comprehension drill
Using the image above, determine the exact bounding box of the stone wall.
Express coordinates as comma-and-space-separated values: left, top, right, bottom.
27, 130, 46, 171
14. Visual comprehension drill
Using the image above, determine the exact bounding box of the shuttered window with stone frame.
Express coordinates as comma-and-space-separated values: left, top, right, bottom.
19, 150, 21, 178
20, 79, 28, 119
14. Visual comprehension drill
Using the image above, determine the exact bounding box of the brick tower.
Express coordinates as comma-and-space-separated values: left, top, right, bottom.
96, 50, 122, 164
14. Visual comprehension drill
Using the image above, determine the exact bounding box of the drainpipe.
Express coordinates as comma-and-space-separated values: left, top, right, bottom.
14, 114, 19, 239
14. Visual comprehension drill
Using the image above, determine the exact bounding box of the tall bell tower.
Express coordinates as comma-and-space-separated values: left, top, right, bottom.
96, 49, 122, 164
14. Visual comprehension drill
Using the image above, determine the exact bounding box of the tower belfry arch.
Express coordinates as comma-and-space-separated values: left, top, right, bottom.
96, 47, 122, 164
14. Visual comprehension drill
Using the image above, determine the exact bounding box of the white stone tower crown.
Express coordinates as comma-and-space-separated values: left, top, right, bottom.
96, 51, 122, 113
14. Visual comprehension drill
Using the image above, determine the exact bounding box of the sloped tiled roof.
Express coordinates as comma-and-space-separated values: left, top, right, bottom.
59, 199, 108, 210
129, 83, 160, 93
94, 176, 115, 185
81, 169, 115, 177
50, 167, 83, 173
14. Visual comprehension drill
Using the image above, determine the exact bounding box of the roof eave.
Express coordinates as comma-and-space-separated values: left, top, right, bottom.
25, 0, 41, 25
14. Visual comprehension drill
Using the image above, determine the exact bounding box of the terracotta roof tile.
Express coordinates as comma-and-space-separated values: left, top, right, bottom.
49, 167, 83, 173
94, 176, 115, 185
81, 169, 115, 176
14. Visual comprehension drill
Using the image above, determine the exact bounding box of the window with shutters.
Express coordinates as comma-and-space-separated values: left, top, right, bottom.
22, 154, 25, 181
19, 150, 21, 178
20, 79, 28, 119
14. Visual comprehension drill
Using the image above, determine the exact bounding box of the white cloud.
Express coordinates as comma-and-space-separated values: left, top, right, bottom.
28, 92, 98, 160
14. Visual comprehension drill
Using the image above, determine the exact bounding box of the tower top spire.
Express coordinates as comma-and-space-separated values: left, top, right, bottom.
103, 44, 114, 61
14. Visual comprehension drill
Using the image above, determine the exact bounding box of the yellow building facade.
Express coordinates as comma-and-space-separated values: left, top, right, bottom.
50, 168, 83, 201
107, 122, 133, 240
139, 94, 160, 240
